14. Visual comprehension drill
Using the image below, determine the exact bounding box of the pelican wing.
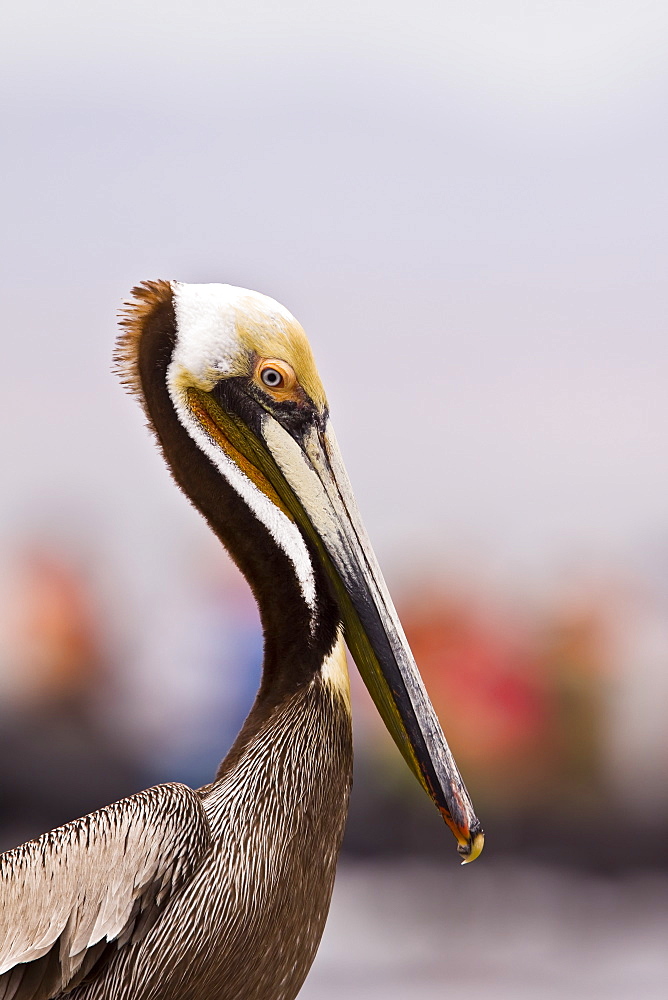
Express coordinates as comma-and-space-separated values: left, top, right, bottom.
0, 782, 211, 1000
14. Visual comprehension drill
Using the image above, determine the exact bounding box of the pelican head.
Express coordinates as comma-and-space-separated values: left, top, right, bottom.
117, 280, 483, 863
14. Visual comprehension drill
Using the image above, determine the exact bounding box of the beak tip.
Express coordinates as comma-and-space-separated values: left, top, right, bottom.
457, 827, 485, 865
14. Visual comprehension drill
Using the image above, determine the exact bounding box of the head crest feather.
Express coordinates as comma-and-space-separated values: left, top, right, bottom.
114, 280, 174, 404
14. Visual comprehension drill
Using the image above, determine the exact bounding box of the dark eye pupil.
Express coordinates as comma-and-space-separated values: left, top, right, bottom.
261, 368, 283, 387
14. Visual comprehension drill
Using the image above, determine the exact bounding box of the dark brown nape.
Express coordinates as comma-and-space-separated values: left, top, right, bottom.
115, 284, 341, 728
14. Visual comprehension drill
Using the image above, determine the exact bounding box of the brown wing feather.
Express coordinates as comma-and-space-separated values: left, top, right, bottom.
0, 783, 211, 1000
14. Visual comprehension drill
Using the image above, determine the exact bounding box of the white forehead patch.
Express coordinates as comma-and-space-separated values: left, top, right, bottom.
171, 281, 298, 382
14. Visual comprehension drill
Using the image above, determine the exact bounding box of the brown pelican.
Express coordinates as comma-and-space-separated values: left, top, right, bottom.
0, 281, 483, 1000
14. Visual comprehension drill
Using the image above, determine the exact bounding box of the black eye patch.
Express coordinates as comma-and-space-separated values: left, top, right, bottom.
210, 376, 324, 444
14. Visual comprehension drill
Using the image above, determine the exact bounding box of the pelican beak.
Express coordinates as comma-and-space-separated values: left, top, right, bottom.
260, 416, 483, 862
190, 386, 483, 862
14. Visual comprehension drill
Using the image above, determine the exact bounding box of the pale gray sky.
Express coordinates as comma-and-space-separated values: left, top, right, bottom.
1, 1, 667, 599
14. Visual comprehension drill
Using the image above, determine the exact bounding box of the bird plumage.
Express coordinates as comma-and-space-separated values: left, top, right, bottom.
0, 784, 211, 998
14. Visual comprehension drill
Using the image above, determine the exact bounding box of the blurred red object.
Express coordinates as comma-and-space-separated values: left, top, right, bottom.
400, 587, 548, 776
5, 547, 101, 705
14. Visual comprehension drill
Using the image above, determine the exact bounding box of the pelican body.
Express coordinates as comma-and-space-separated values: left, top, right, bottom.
0, 282, 482, 1000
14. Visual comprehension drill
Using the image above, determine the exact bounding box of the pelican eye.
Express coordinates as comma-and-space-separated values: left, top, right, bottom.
261, 367, 283, 388
254, 359, 298, 398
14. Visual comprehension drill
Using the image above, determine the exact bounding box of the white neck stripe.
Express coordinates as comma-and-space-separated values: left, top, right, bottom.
166, 376, 318, 620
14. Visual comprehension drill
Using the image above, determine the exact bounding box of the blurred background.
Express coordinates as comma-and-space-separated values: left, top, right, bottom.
1, 2, 667, 996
